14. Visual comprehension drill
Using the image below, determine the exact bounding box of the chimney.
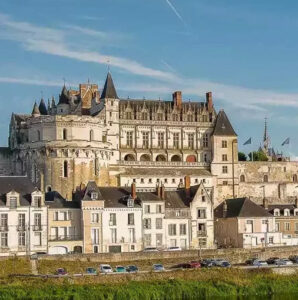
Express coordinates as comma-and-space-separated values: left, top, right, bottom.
173, 91, 182, 109
206, 92, 213, 111
161, 184, 165, 200
263, 197, 268, 209
185, 175, 191, 198
131, 182, 137, 199
40, 172, 44, 192
223, 201, 228, 218
156, 184, 161, 198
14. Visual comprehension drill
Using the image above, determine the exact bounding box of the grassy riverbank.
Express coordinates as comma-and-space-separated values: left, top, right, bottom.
0, 269, 297, 299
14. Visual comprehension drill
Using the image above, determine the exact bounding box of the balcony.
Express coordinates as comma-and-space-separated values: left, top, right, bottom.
197, 231, 207, 237
118, 160, 209, 167
49, 235, 82, 241
33, 225, 42, 231
17, 225, 26, 231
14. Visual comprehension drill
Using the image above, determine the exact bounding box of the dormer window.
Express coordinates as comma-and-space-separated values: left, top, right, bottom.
284, 209, 290, 217
33, 196, 42, 208
10, 197, 17, 209
127, 195, 134, 208
91, 192, 98, 200
274, 209, 280, 216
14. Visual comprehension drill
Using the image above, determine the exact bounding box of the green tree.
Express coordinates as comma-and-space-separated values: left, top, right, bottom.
238, 152, 247, 161
248, 151, 268, 161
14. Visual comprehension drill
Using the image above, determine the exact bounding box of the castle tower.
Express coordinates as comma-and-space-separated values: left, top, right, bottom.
211, 109, 238, 203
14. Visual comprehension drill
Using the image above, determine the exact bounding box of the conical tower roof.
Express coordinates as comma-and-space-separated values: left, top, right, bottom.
213, 109, 237, 136
100, 72, 118, 99
39, 98, 48, 115
32, 102, 40, 116
58, 85, 70, 104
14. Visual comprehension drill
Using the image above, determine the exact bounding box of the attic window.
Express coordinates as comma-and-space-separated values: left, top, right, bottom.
91, 192, 98, 200
10, 197, 17, 209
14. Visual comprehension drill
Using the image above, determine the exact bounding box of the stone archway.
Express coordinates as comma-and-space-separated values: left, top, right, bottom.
156, 154, 166, 162
124, 154, 135, 161
140, 154, 151, 161
186, 155, 196, 162
171, 155, 181, 162
73, 246, 82, 253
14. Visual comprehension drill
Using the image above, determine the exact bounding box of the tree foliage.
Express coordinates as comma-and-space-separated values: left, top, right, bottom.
248, 151, 268, 161
238, 152, 247, 161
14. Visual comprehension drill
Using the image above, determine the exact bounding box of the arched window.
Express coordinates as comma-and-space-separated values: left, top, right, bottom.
240, 175, 245, 182
293, 174, 297, 182
140, 154, 151, 161
63, 161, 68, 178
263, 175, 268, 183
63, 129, 67, 140
171, 155, 181, 162
124, 154, 135, 161
37, 130, 41, 141
156, 154, 166, 162
90, 130, 94, 141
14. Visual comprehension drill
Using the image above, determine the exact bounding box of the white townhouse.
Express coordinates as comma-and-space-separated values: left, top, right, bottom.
0, 176, 47, 256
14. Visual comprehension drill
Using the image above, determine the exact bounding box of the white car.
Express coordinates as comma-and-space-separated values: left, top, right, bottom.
166, 246, 182, 252
252, 260, 268, 267
275, 259, 293, 266
99, 264, 113, 273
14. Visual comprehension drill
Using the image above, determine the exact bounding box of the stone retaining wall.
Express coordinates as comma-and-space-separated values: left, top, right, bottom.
37, 246, 298, 264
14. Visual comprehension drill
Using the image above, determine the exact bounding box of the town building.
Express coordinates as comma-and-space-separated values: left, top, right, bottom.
0, 176, 47, 256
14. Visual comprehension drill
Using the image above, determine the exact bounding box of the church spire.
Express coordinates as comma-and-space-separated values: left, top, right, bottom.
263, 117, 269, 153
100, 72, 118, 99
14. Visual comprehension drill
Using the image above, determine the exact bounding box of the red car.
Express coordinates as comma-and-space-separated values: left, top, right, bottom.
189, 261, 201, 268
56, 268, 68, 276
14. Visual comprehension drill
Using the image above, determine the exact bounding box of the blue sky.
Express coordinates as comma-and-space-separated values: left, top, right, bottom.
1, 0, 298, 158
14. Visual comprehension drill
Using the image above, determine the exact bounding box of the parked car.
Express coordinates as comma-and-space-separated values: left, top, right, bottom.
245, 258, 258, 265
56, 268, 68, 276
126, 265, 139, 273
170, 263, 191, 269
115, 266, 127, 273
86, 267, 97, 275
218, 261, 231, 268
266, 257, 279, 264
213, 259, 227, 266
275, 259, 293, 266
99, 264, 113, 273
252, 260, 268, 267
289, 255, 298, 264
143, 247, 159, 252
153, 264, 165, 271
189, 261, 201, 268
200, 259, 215, 268
166, 246, 182, 252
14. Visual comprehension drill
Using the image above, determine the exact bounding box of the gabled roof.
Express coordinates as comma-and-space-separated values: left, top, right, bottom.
213, 110, 237, 136
100, 72, 118, 99
0, 176, 37, 206
82, 181, 104, 201
214, 198, 272, 218
39, 98, 48, 115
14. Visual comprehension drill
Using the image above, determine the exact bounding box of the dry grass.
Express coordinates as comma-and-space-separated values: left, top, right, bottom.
0, 258, 31, 276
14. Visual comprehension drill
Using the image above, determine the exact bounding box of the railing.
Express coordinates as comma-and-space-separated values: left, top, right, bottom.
49, 235, 82, 241
33, 225, 42, 231
197, 231, 207, 237
118, 160, 209, 167
17, 225, 26, 231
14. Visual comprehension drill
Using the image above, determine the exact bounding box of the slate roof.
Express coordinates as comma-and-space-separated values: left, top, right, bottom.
31, 102, 40, 115
100, 72, 118, 99
267, 204, 297, 216
214, 198, 272, 218
82, 181, 104, 201
213, 110, 237, 136
0, 176, 37, 206
45, 191, 80, 209
58, 86, 70, 104
39, 99, 48, 115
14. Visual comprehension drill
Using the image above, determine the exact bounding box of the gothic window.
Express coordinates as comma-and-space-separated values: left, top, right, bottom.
293, 174, 297, 182
126, 131, 133, 147
89, 130, 94, 141
263, 175, 268, 183
142, 132, 149, 148
126, 112, 132, 119
202, 115, 207, 122
240, 175, 245, 182
157, 113, 163, 121
63, 161, 68, 178
172, 114, 178, 122
203, 134, 209, 148
142, 112, 147, 120
63, 129, 67, 140
157, 132, 164, 149
188, 133, 194, 149
173, 132, 179, 148
187, 114, 193, 122
37, 130, 41, 141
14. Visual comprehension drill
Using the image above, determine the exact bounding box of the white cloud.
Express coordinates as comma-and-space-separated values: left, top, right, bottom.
0, 77, 64, 87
